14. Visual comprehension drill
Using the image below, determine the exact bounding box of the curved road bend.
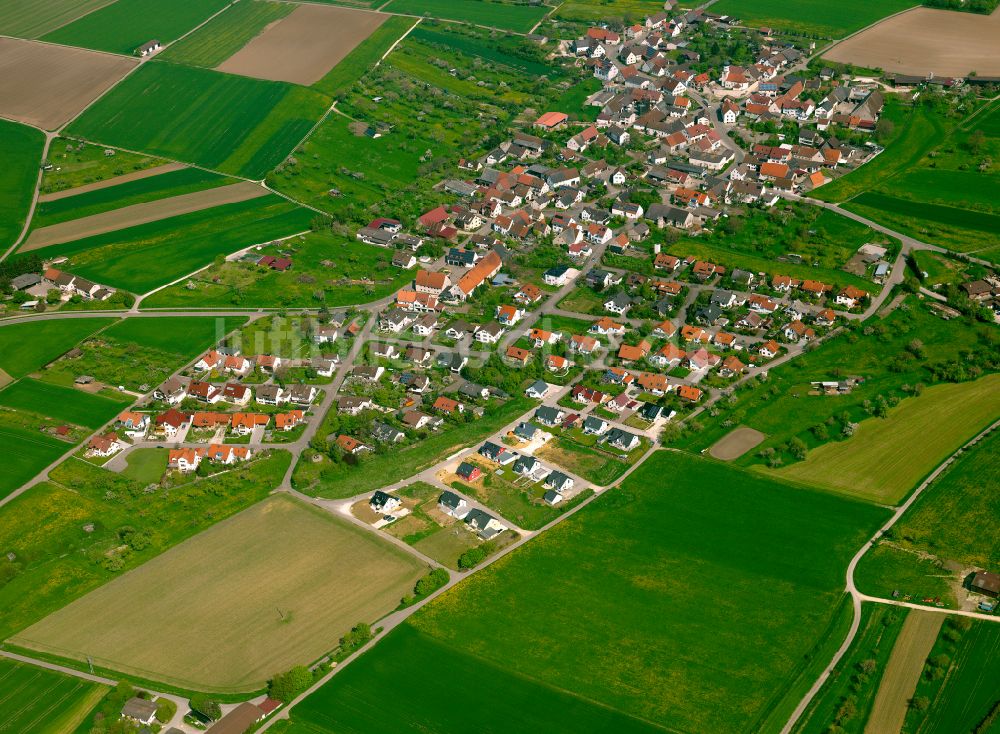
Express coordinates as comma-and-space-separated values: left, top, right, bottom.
780, 418, 1000, 734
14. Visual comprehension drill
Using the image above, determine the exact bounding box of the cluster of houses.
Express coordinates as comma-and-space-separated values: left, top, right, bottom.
9, 267, 117, 309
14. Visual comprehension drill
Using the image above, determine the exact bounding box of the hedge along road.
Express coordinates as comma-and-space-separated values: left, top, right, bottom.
780, 417, 1000, 734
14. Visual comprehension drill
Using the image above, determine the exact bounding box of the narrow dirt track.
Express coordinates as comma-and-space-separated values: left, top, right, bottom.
864, 611, 943, 734
38, 162, 186, 202
22, 181, 269, 251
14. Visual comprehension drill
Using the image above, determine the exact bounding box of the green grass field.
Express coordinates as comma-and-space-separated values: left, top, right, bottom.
0, 657, 108, 734
0, 119, 45, 253
0, 378, 129, 429
142, 232, 411, 309
41, 0, 230, 55
14, 494, 426, 692
381, 0, 547, 32
33, 167, 234, 229
0, 419, 73, 500
409, 25, 557, 77
28, 195, 314, 293
283, 452, 887, 734
793, 604, 909, 734
68, 61, 331, 179
313, 15, 414, 97
918, 622, 1000, 733
0, 0, 111, 38
159, 0, 294, 68
773, 373, 1000, 504
554, 0, 664, 22
710, 0, 918, 36
120, 447, 168, 485
0, 451, 290, 643
102, 315, 246, 356
0, 318, 113, 378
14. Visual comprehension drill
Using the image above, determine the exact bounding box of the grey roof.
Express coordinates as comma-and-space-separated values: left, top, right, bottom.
439, 490, 464, 510
10, 273, 41, 290
514, 422, 538, 440
122, 697, 157, 720
546, 470, 572, 488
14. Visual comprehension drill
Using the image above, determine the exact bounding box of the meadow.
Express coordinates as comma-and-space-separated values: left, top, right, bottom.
312, 15, 414, 97
380, 0, 547, 33
0, 0, 111, 39
0, 451, 291, 643
0, 120, 45, 253
774, 373, 1000, 504
68, 61, 331, 179
670, 297, 999, 474
142, 233, 411, 309
281, 451, 887, 734
33, 167, 235, 229
709, 0, 917, 37
0, 657, 108, 734
0, 318, 113, 377
409, 25, 558, 77
0, 378, 129, 429
41, 0, 230, 55
30, 195, 315, 293
159, 0, 294, 69
14, 495, 426, 692
534, 436, 633, 485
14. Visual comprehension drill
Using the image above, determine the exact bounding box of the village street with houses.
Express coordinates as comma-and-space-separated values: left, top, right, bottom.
1, 1, 999, 733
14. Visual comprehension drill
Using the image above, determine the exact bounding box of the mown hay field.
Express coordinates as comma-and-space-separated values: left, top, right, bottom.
774, 373, 1000, 504
280, 452, 887, 734
13, 494, 427, 692
41, 0, 230, 55
68, 61, 330, 179
0, 657, 108, 734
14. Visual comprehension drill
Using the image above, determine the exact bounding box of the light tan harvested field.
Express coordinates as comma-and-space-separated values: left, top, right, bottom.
0, 38, 136, 130
12, 495, 427, 692
825, 6, 1000, 77
709, 426, 767, 461
23, 181, 269, 250
864, 611, 943, 734
38, 163, 187, 203
216, 4, 388, 85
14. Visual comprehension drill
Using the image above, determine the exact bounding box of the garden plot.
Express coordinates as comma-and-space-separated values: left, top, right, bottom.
0, 37, 136, 130
709, 426, 766, 461
217, 4, 387, 86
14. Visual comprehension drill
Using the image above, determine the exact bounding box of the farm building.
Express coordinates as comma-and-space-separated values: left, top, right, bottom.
971, 571, 1000, 598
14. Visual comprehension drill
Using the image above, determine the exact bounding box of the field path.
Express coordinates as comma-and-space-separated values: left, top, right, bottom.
864, 611, 943, 734
22, 181, 269, 251
37, 162, 186, 202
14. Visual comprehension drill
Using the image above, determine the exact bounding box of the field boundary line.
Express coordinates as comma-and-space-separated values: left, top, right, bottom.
376, 17, 419, 67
